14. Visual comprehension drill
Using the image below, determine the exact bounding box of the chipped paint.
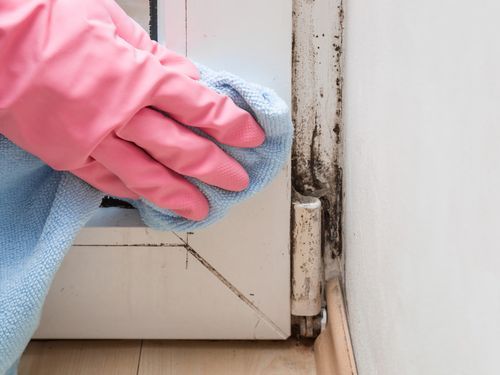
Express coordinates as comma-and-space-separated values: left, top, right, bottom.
292, 0, 344, 273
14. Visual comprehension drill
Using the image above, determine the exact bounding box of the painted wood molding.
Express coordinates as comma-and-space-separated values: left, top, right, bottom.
314, 278, 357, 375
292, 0, 344, 271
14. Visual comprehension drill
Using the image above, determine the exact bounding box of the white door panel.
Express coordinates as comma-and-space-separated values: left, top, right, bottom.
117, 0, 151, 32
35, 245, 283, 339
35, 0, 292, 339
185, 0, 292, 102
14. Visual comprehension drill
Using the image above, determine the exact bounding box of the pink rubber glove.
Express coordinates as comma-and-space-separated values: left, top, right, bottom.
0, 0, 265, 221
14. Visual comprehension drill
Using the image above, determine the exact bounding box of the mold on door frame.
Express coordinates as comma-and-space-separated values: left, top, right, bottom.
292, 0, 344, 280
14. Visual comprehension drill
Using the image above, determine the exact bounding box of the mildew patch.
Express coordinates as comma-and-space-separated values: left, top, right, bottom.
292, 0, 344, 262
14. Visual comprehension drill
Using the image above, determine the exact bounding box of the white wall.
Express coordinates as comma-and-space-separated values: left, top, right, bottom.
343, 0, 500, 374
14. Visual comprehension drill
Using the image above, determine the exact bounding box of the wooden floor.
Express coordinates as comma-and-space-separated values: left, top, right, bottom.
19, 339, 316, 375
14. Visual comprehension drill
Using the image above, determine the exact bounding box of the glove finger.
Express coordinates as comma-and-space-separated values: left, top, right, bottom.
71, 160, 140, 199
92, 133, 210, 221
103, 0, 199, 79
116, 108, 250, 191
150, 71, 266, 148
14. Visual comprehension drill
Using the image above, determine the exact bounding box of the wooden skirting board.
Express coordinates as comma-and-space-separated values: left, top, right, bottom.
314, 278, 358, 375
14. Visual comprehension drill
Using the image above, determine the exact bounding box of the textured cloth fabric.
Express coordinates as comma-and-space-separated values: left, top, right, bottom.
0, 66, 293, 374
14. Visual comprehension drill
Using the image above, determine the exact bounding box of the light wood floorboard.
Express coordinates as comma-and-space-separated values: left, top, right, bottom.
19, 339, 316, 375
19, 340, 142, 375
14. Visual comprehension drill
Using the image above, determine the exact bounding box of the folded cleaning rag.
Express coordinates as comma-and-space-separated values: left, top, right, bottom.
0, 65, 293, 374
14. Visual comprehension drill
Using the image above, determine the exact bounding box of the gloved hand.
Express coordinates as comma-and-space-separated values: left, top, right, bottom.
0, 0, 265, 221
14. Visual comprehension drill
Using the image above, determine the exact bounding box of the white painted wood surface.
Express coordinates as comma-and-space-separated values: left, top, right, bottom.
291, 196, 322, 316
35, 0, 292, 340
291, 0, 344, 270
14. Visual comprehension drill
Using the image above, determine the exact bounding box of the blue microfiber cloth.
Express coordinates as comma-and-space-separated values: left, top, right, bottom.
0, 66, 293, 374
